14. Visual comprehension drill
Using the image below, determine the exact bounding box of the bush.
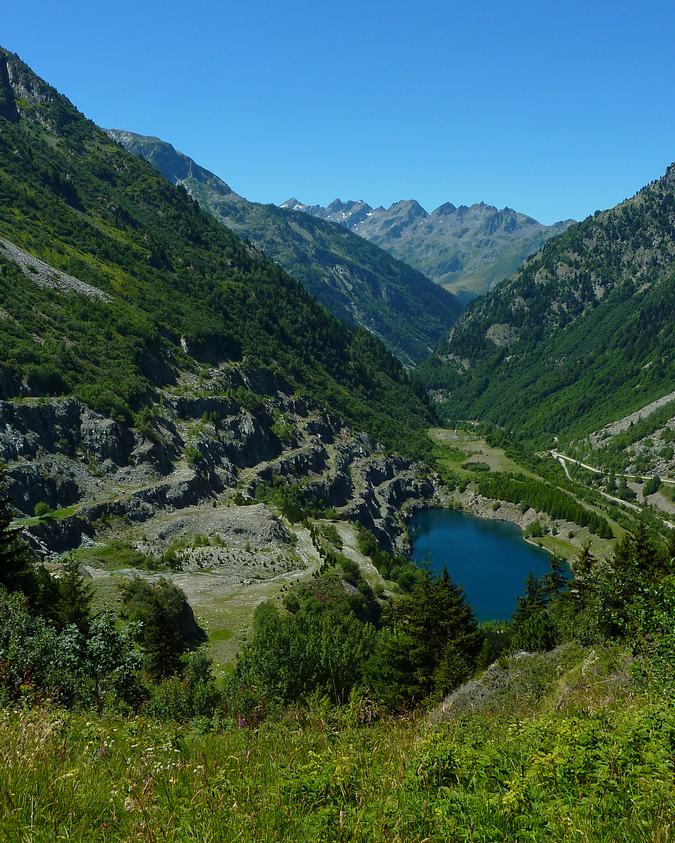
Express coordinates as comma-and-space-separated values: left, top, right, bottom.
461, 461, 490, 472
144, 650, 222, 721
525, 521, 545, 538
318, 523, 343, 549
120, 577, 206, 680
642, 475, 661, 496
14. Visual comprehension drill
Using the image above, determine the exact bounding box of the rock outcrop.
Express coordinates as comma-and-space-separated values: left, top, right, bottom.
1, 363, 440, 556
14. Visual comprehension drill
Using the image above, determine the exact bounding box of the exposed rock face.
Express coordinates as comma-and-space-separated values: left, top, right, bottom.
486, 323, 517, 348
1, 364, 440, 556
0, 55, 19, 122
0, 239, 110, 301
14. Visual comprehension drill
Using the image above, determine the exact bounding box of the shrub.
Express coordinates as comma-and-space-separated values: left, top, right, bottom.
642, 475, 661, 496
461, 461, 490, 472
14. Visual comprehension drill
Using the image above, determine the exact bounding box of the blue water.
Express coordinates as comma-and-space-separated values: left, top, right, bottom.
408, 508, 553, 621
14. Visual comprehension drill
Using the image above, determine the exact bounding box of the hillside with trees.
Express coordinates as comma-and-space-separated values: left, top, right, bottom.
420, 165, 675, 442
107, 130, 462, 366
0, 47, 433, 458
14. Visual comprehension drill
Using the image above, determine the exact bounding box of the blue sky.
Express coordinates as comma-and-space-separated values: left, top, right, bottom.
4, 1, 675, 223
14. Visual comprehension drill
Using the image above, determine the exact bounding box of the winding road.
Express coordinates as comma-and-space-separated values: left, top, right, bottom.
550, 450, 675, 530
551, 450, 675, 485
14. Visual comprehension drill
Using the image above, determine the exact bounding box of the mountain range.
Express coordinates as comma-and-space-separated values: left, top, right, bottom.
1, 44, 674, 840
283, 197, 574, 303
107, 130, 462, 365
3, 44, 673, 481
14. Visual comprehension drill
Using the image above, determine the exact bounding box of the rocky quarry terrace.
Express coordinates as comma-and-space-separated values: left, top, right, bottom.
0, 363, 440, 566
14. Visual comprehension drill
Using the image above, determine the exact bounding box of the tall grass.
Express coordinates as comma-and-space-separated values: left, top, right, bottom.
0, 647, 672, 841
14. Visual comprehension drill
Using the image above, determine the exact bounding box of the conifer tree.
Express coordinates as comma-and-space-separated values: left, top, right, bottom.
543, 555, 567, 599
571, 544, 596, 605
366, 568, 482, 706
511, 573, 547, 625
56, 556, 93, 634
510, 572, 558, 652
0, 465, 38, 598
121, 577, 205, 680
575, 544, 596, 579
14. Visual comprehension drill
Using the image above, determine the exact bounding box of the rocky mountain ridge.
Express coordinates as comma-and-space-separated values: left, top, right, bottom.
283, 196, 573, 301
2, 364, 440, 560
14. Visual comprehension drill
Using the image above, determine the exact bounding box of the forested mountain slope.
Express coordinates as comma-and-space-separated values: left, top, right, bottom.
420, 164, 675, 441
0, 47, 433, 456
107, 130, 462, 365
284, 196, 573, 302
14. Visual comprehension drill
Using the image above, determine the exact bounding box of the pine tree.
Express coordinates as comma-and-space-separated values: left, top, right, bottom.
121, 577, 203, 680
56, 556, 93, 634
0, 466, 38, 597
575, 545, 596, 579
571, 544, 596, 603
543, 555, 567, 599
367, 568, 482, 706
510, 572, 558, 652
511, 573, 547, 625
628, 521, 664, 579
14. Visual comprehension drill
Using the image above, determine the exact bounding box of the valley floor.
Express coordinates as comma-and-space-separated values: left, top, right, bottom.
429, 428, 621, 561
85, 518, 380, 672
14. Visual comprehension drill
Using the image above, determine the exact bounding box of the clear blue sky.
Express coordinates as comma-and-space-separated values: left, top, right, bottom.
4, 1, 675, 223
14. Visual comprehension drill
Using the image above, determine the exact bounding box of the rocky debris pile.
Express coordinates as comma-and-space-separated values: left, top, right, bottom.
0, 238, 110, 301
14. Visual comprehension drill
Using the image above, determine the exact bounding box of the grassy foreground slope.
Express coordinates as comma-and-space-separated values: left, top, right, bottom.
0, 47, 431, 458
2, 446, 673, 841
1, 646, 672, 841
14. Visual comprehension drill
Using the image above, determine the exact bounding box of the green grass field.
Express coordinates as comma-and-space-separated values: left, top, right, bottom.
0, 644, 671, 842
429, 427, 539, 481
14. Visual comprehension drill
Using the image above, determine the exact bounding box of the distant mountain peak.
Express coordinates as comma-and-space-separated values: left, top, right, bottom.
290, 193, 575, 299
387, 199, 428, 217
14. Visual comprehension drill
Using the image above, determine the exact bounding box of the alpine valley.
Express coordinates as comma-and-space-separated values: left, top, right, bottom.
0, 43, 674, 843
107, 130, 463, 366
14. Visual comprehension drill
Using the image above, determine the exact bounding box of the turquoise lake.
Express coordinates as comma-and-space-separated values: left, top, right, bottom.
408, 508, 553, 621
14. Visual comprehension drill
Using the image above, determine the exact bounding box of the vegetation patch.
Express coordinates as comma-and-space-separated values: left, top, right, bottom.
477, 473, 614, 538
